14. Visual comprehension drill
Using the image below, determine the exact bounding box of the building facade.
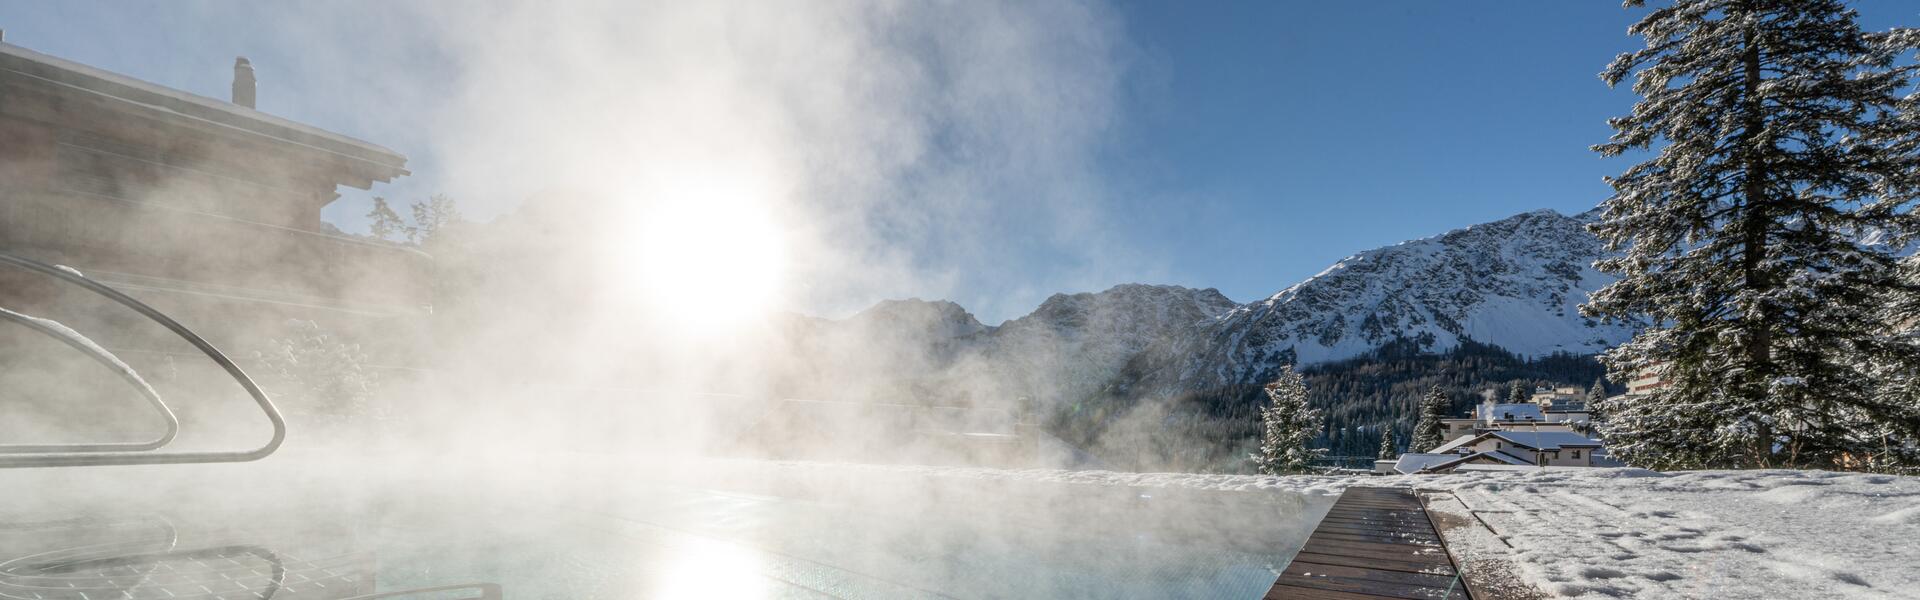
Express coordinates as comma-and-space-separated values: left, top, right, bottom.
0, 42, 426, 354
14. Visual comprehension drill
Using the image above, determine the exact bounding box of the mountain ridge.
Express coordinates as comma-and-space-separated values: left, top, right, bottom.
778, 208, 1634, 414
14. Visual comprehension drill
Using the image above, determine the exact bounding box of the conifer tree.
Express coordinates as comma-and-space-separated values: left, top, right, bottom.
1410, 386, 1450, 452
366, 197, 407, 243
1507, 380, 1529, 404
1588, 377, 1607, 404
1250, 366, 1325, 475
1377, 428, 1397, 460
1587, 0, 1920, 470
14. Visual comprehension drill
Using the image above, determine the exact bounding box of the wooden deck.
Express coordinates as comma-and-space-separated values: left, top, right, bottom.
1265, 487, 1469, 600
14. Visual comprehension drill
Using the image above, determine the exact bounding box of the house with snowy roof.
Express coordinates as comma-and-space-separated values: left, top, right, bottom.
1440, 400, 1586, 441
1418, 430, 1603, 472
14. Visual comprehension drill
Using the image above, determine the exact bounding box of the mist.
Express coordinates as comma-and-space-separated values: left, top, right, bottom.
0, 1, 1337, 598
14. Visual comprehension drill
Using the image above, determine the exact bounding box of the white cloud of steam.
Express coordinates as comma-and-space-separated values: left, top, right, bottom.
419, 0, 1139, 323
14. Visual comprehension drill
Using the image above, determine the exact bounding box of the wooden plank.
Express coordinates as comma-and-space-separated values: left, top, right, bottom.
1287, 551, 1457, 577
1319, 509, 1427, 519
1284, 560, 1461, 590
1310, 522, 1440, 537
1299, 540, 1452, 565
1306, 530, 1444, 548
1321, 509, 1428, 519
1267, 583, 1429, 600
1272, 572, 1458, 600
1315, 516, 1433, 530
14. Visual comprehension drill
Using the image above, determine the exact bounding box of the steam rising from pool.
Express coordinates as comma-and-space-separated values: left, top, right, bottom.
0, 2, 1327, 597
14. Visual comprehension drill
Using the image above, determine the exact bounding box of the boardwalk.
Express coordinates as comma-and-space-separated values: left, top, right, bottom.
1265, 487, 1468, 600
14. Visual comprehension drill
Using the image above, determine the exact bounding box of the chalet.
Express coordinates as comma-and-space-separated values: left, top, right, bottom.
1433, 430, 1602, 466
0, 41, 425, 366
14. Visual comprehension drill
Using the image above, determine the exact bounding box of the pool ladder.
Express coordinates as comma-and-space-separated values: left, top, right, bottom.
0, 252, 285, 468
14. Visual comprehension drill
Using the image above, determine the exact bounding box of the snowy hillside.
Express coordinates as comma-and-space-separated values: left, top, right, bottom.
1126, 209, 1635, 393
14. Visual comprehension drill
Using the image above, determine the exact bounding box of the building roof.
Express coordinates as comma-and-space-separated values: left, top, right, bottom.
1474, 403, 1545, 421
0, 42, 407, 183
1392, 453, 1462, 475
1452, 463, 1544, 473
1430, 435, 1479, 454
1428, 450, 1536, 472
1488, 430, 1602, 450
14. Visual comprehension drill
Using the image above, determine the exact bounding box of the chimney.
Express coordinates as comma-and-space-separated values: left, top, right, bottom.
232, 57, 256, 108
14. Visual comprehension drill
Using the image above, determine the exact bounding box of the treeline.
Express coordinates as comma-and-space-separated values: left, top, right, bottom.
1069, 338, 1606, 473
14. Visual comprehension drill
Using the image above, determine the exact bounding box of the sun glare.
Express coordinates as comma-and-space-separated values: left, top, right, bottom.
629, 182, 789, 334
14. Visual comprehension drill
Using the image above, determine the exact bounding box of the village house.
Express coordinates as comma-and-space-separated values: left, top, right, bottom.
1382, 430, 1605, 474
1380, 390, 1608, 474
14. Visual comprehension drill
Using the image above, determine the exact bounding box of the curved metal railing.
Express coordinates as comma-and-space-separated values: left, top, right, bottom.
0, 306, 180, 452
0, 253, 285, 468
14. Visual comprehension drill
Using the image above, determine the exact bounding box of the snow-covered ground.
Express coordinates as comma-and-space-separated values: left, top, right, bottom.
1419, 468, 1920, 599
740, 461, 1920, 599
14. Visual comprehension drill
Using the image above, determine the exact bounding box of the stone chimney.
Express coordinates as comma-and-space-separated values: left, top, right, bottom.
232, 57, 256, 108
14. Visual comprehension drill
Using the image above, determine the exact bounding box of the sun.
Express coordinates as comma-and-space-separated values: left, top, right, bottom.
627, 181, 789, 335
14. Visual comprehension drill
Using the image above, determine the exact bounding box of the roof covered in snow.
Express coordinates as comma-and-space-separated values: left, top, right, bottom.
1475, 403, 1545, 421
1490, 430, 1602, 450
1393, 453, 1462, 475
1428, 450, 1538, 472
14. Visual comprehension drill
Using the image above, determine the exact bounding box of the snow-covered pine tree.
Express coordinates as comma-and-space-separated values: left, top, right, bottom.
1587, 0, 1920, 470
1588, 377, 1607, 403
1377, 428, 1397, 460
1250, 366, 1326, 475
1410, 386, 1449, 452
1507, 380, 1528, 404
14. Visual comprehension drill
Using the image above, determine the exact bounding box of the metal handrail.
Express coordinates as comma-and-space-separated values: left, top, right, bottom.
0, 306, 179, 452
0, 253, 284, 468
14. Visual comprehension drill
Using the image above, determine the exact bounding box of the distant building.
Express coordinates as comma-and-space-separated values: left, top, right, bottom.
1431, 430, 1603, 467
1440, 400, 1589, 442
1528, 385, 1585, 405
1625, 362, 1670, 396
1384, 392, 1609, 474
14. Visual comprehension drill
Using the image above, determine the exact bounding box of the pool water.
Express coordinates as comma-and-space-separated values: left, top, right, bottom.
0, 458, 1332, 599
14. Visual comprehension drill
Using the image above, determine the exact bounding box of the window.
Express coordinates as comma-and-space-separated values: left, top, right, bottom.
1571, 450, 1581, 459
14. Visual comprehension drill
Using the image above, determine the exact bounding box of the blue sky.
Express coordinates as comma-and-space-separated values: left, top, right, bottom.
3, 2, 1916, 322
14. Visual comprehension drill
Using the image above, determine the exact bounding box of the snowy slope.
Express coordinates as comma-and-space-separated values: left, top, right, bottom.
1127, 209, 1635, 393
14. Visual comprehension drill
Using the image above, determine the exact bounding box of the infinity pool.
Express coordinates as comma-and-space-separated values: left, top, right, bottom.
0, 457, 1331, 599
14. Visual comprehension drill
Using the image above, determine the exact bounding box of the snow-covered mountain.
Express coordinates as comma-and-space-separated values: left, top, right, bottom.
783, 208, 1634, 404
1119, 209, 1634, 394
